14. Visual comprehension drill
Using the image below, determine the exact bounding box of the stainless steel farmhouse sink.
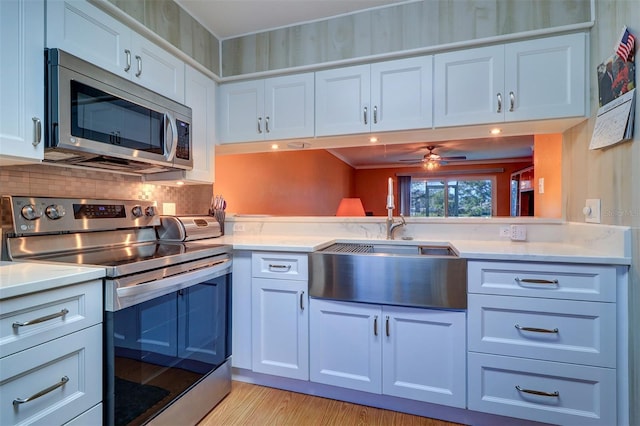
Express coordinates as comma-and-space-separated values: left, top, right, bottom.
309, 242, 467, 309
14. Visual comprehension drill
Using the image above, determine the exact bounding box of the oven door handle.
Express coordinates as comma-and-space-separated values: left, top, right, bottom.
111, 259, 231, 311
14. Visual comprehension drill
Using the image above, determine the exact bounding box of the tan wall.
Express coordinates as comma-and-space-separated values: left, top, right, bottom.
534, 134, 562, 218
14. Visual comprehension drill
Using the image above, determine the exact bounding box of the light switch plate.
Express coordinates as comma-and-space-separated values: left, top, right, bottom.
584, 199, 601, 223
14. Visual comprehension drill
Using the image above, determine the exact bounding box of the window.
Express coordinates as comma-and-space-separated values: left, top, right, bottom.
401, 176, 495, 217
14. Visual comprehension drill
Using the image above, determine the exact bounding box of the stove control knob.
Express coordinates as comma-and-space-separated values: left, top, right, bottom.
145, 206, 157, 217
21, 204, 42, 221
45, 204, 66, 220
131, 205, 143, 218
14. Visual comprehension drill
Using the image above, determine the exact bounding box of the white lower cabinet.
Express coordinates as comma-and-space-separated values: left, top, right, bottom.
310, 298, 466, 408
0, 325, 102, 426
468, 352, 616, 425
467, 260, 618, 425
251, 252, 309, 380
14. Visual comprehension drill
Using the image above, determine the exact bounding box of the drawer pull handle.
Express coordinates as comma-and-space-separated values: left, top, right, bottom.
385, 316, 390, 337
300, 291, 305, 310
515, 385, 559, 398
515, 277, 559, 285
373, 315, 378, 336
12, 308, 69, 329
13, 376, 69, 406
268, 264, 291, 272
515, 324, 559, 334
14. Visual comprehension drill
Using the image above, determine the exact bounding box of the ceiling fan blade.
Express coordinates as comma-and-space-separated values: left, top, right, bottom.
398, 159, 424, 163
439, 155, 467, 161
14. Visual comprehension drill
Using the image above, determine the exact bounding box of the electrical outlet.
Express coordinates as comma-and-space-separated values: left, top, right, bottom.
233, 223, 245, 232
510, 224, 527, 241
499, 226, 511, 237
538, 178, 545, 194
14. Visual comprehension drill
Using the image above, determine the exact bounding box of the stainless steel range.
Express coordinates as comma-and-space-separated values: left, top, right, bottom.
1, 196, 232, 426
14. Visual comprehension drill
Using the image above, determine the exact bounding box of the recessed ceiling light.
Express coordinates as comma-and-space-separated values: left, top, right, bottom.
369, 136, 378, 143
490, 128, 502, 135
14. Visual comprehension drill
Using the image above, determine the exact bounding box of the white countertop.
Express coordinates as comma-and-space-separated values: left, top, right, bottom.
208, 235, 631, 265
0, 261, 106, 300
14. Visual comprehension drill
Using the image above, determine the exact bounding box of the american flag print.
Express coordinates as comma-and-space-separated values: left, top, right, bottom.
616, 26, 635, 61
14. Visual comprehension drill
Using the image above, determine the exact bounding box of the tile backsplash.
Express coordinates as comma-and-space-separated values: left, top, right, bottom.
0, 164, 212, 215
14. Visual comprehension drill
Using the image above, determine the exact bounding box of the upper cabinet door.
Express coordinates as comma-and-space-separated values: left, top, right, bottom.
315, 64, 371, 137
505, 33, 586, 122
183, 65, 215, 183
217, 80, 264, 143
0, 0, 44, 165
371, 56, 433, 132
130, 35, 185, 103
46, 0, 131, 78
264, 73, 314, 140
433, 45, 505, 127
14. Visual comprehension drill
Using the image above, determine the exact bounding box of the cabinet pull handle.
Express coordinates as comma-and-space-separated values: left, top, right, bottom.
496, 93, 502, 113
124, 49, 131, 72
265, 116, 270, 133
32, 117, 41, 146
135, 55, 142, 77
509, 91, 515, 112
257, 117, 263, 134
515, 324, 559, 334
385, 315, 390, 337
13, 308, 69, 329
363, 106, 368, 125
515, 385, 559, 398
13, 376, 69, 406
300, 291, 305, 310
373, 315, 378, 336
373, 105, 378, 124
268, 263, 291, 272
515, 277, 559, 285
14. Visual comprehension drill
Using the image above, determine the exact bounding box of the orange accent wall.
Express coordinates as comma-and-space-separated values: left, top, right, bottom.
216, 149, 531, 216
214, 150, 355, 215
534, 134, 562, 218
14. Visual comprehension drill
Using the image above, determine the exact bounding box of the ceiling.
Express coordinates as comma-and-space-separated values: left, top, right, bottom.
175, 0, 407, 39
328, 136, 534, 169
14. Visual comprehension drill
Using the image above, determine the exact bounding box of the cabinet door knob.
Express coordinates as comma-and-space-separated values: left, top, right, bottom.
300, 291, 305, 310
373, 105, 378, 124
265, 116, 270, 133
257, 117, 263, 134
385, 315, 390, 337
363, 106, 368, 125
124, 49, 131, 72
496, 93, 503, 113
373, 315, 378, 336
509, 91, 515, 112
32, 117, 41, 146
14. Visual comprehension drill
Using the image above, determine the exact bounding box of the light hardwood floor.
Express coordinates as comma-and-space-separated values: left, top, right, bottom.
199, 381, 464, 425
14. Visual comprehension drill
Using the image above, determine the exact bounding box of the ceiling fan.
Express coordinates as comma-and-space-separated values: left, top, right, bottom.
399, 145, 467, 168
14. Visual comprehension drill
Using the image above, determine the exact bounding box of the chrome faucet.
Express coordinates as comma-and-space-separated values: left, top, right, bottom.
386, 209, 406, 240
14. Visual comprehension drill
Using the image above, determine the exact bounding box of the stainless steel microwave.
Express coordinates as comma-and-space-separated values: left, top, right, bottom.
45, 48, 192, 174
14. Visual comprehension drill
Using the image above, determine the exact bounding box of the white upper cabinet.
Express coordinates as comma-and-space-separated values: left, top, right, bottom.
0, 0, 45, 165
315, 56, 433, 136
183, 65, 215, 183
46, 0, 185, 103
217, 73, 314, 143
434, 33, 586, 127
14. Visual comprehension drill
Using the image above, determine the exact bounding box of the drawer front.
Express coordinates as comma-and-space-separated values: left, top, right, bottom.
0, 280, 103, 358
468, 261, 616, 302
252, 252, 308, 280
0, 325, 102, 426
468, 352, 616, 426
468, 294, 616, 367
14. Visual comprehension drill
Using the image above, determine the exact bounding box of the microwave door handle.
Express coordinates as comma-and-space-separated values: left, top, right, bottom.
164, 112, 178, 161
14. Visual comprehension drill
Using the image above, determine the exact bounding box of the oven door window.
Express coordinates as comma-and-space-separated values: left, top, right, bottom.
106, 275, 229, 426
70, 80, 165, 154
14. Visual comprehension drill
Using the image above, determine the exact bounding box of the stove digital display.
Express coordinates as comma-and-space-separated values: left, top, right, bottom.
74, 204, 126, 219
